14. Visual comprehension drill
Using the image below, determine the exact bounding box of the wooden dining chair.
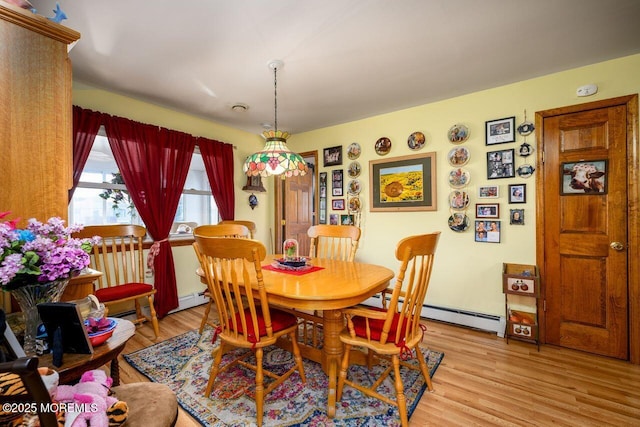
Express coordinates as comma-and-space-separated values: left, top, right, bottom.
193, 236, 306, 427
307, 224, 361, 262
219, 220, 257, 239
336, 232, 440, 427
297, 224, 363, 352
193, 224, 251, 333
73, 225, 160, 338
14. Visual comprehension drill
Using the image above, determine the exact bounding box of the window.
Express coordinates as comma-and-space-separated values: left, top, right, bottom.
68, 131, 218, 232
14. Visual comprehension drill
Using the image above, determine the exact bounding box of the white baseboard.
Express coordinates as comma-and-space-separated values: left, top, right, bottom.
362, 296, 506, 337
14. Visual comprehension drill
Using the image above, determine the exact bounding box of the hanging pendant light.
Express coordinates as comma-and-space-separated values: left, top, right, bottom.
243, 60, 308, 177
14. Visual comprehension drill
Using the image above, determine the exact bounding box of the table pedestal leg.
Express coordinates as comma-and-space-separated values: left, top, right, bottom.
322, 309, 343, 418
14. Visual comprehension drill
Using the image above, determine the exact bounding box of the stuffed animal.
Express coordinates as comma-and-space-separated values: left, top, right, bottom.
55, 370, 123, 427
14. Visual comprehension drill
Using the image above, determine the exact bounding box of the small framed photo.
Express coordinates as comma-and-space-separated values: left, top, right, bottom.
475, 220, 501, 243
329, 214, 339, 225
319, 172, 327, 187
486, 116, 516, 145
476, 203, 499, 218
510, 209, 525, 225
487, 149, 515, 179
1, 317, 26, 361
478, 185, 499, 198
561, 160, 608, 195
508, 184, 526, 203
319, 199, 327, 224
332, 199, 345, 210
332, 169, 343, 196
323, 145, 343, 166
340, 214, 354, 225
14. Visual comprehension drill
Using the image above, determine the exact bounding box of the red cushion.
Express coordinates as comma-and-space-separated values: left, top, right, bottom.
230, 308, 297, 343
351, 307, 409, 345
95, 283, 154, 302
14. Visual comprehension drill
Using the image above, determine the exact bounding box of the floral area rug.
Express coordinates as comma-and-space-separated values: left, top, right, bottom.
124, 326, 444, 427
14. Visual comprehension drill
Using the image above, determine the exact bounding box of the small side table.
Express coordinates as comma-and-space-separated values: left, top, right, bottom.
40, 318, 136, 385
62, 269, 103, 301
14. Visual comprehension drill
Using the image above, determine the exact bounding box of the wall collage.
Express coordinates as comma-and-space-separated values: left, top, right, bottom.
319, 142, 363, 227
318, 110, 534, 240
451, 110, 535, 243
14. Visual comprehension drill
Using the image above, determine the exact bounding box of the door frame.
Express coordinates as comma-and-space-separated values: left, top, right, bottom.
274, 150, 318, 253
535, 94, 639, 363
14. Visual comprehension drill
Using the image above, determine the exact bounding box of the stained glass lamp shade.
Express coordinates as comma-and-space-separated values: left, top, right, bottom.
242, 60, 307, 178
243, 130, 307, 177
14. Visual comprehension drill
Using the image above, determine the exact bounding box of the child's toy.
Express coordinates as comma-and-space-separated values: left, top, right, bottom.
55, 370, 125, 427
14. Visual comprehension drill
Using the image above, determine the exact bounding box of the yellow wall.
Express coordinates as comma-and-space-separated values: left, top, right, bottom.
73, 53, 640, 318
291, 53, 640, 317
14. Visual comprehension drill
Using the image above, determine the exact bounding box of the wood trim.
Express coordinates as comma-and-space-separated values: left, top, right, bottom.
0, 1, 80, 44
535, 94, 639, 363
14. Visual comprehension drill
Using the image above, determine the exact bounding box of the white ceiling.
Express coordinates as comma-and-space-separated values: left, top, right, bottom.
30, 0, 640, 135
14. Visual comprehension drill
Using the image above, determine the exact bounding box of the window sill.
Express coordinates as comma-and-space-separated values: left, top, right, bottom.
142, 234, 194, 249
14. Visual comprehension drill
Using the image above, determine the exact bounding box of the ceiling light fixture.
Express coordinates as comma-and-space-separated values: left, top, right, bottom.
243, 60, 307, 177
231, 103, 249, 112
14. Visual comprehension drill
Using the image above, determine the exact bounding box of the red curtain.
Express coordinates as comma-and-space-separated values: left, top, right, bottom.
103, 115, 196, 318
69, 106, 103, 201
199, 137, 235, 220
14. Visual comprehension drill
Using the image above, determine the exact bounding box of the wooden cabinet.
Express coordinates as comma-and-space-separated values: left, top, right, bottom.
503, 263, 540, 349
0, 1, 80, 226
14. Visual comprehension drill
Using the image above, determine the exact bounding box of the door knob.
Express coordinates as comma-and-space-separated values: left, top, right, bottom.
610, 241, 625, 251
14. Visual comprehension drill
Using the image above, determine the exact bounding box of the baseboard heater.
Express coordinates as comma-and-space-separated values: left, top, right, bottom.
166, 292, 506, 337
362, 295, 506, 337
170, 291, 209, 314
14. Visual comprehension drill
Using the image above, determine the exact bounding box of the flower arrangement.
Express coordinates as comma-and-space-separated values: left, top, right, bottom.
283, 239, 298, 259
0, 212, 100, 291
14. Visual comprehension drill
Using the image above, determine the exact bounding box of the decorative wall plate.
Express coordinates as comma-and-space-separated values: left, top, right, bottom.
448, 213, 470, 232
517, 122, 535, 136
517, 164, 535, 178
348, 196, 361, 212
447, 146, 470, 166
375, 137, 392, 155
347, 142, 361, 160
407, 131, 426, 150
348, 161, 361, 178
448, 124, 470, 144
449, 190, 470, 210
518, 142, 533, 157
448, 168, 470, 188
348, 179, 361, 195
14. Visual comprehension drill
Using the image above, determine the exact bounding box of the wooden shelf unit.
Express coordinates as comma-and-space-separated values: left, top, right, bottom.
503, 263, 540, 349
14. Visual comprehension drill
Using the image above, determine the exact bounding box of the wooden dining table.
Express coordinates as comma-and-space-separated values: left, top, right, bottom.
199, 254, 394, 416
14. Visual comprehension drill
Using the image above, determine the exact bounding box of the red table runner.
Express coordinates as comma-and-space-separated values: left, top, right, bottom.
262, 264, 325, 276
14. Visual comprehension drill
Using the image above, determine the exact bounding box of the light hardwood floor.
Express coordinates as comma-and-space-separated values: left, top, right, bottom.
118, 305, 640, 426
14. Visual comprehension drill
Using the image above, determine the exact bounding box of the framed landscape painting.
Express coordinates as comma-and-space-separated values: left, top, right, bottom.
369, 152, 437, 212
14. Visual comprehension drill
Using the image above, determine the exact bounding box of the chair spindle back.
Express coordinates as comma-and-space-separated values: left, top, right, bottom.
75, 224, 147, 290
194, 237, 274, 345
219, 220, 257, 239
307, 224, 361, 262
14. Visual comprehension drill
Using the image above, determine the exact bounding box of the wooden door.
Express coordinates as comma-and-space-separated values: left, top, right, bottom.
536, 96, 638, 360
282, 159, 315, 257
